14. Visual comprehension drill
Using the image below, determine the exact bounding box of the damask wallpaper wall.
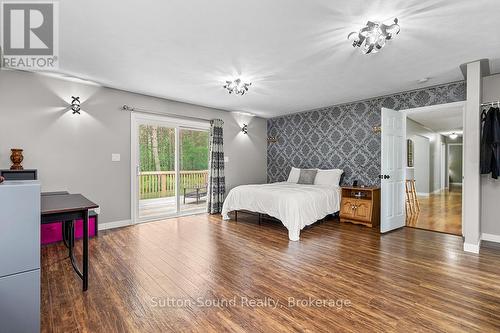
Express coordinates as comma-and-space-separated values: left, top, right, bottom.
267, 81, 466, 186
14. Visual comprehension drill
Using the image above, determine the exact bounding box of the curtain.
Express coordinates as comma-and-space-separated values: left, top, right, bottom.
207, 119, 225, 214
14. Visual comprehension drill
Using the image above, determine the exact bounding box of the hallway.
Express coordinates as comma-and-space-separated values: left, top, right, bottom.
406, 186, 462, 235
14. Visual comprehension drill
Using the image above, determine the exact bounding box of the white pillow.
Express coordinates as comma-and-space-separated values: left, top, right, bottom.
314, 169, 343, 186
287, 167, 301, 183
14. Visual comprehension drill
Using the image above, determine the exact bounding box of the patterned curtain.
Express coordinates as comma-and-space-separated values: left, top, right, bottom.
207, 119, 225, 214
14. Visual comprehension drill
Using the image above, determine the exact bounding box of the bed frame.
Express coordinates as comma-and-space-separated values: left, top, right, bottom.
233, 210, 338, 226
234, 210, 262, 225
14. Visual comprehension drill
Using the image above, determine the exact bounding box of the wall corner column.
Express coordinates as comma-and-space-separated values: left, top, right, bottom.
463, 61, 482, 253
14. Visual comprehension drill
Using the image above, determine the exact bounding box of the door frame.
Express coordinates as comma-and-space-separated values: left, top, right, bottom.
393, 101, 466, 236
130, 112, 210, 224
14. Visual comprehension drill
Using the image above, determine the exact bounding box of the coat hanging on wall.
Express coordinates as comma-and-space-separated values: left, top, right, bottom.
480, 106, 500, 179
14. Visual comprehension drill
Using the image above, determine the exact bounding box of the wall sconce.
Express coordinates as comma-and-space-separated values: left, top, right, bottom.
241, 124, 248, 134
71, 96, 81, 114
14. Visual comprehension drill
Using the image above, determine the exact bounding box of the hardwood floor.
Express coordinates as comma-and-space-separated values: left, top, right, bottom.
406, 186, 462, 235
41, 213, 500, 332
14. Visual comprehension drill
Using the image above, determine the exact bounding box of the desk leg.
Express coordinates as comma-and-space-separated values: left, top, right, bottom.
69, 221, 74, 250
83, 210, 89, 291
62, 221, 70, 248
94, 214, 99, 237
65, 220, 74, 262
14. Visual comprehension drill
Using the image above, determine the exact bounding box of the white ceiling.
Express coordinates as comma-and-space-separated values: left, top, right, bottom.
407, 104, 463, 135
55, 0, 500, 118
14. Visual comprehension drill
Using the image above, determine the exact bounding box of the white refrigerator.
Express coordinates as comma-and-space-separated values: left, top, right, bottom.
0, 180, 41, 333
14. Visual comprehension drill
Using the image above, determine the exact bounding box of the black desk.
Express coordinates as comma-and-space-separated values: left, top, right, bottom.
42, 191, 99, 236
41, 194, 98, 291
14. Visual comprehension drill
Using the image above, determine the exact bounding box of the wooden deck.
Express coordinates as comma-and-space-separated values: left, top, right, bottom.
139, 196, 206, 219
41, 213, 500, 332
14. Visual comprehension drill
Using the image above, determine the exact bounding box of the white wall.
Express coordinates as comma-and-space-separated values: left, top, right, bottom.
0, 70, 268, 226
444, 136, 463, 187
430, 134, 445, 192
410, 135, 430, 195
448, 144, 463, 184
481, 73, 500, 238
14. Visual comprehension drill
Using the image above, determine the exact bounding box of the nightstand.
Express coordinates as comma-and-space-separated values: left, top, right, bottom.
340, 186, 380, 228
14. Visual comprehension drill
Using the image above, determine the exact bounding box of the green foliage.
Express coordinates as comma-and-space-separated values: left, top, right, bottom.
180, 130, 209, 170
138, 125, 209, 200
139, 125, 209, 172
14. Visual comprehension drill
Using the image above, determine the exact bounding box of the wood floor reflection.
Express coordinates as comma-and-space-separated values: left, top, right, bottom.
406, 186, 462, 235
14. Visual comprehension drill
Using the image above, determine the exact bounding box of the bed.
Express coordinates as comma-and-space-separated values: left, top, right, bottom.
221, 168, 342, 241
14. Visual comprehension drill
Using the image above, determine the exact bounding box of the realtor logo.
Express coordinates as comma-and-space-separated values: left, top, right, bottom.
1, 1, 58, 69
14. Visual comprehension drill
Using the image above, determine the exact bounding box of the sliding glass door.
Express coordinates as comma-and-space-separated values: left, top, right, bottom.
179, 128, 209, 214
132, 114, 209, 223
137, 123, 177, 220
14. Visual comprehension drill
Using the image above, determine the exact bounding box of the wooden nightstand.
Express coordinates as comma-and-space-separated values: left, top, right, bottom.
340, 186, 380, 228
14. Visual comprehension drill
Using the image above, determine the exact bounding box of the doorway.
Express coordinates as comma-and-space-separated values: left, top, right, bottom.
404, 104, 463, 235
380, 102, 465, 236
131, 113, 210, 223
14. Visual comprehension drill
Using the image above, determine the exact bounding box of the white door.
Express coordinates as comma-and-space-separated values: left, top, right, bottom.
380, 108, 406, 233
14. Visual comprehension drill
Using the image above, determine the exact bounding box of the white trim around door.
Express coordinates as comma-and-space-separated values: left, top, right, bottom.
382, 101, 472, 248
130, 112, 209, 224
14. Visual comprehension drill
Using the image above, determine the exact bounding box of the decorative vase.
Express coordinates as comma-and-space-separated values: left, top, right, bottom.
10, 148, 24, 170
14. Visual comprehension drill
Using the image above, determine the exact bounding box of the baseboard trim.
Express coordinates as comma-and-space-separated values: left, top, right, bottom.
463, 241, 480, 253
98, 219, 132, 231
482, 233, 500, 243
417, 192, 430, 197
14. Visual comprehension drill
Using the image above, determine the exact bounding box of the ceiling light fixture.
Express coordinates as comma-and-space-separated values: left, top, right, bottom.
223, 78, 251, 96
449, 133, 458, 140
348, 18, 400, 54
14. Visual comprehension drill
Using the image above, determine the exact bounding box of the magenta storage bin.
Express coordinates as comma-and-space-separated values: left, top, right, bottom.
41, 217, 96, 245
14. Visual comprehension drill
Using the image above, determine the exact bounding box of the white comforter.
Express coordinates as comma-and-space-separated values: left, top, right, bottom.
221, 182, 341, 241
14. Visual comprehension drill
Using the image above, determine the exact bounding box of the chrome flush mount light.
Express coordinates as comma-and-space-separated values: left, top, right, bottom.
348, 18, 400, 54
449, 133, 458, 140
223, 78, 251, 95
71, 96, 81, 114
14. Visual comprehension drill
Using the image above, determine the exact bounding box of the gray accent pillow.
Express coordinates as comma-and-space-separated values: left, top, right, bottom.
297, 169, 318, 185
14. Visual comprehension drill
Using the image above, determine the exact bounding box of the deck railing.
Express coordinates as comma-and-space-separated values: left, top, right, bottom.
139, 170, 209, 199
